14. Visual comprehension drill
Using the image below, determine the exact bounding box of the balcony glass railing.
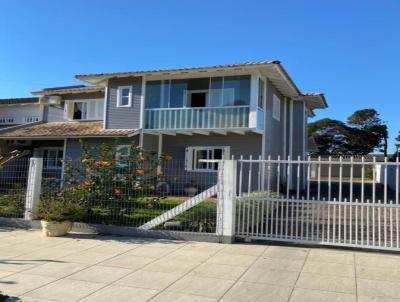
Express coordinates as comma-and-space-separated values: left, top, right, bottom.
144, 106, 250, 130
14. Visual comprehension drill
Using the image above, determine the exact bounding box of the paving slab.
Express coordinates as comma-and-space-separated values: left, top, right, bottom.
79, 285, 158, 302
25, 278, 105, 302
1, 229, 400, 302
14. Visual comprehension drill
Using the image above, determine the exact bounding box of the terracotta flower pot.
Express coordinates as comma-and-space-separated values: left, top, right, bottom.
41, 220, 72, 237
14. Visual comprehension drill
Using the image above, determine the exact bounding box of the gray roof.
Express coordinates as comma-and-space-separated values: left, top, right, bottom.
32, 85, 104, 96
0, 97, 39, 105
75, 61, 280, 80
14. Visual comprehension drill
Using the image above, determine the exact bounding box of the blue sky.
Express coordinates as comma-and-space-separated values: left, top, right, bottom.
1, 0, 399, 152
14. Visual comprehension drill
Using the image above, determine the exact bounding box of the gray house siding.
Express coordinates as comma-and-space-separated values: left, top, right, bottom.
65, 137, 138, 160
160, 133, 262, 192
265, 79, 286, 160
161, 133, 262, 161
105, 77, 142, 130
292, 101, 305, 159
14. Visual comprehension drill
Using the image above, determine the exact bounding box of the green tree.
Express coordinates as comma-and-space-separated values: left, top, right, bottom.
347, 109, 388, 156
309, 109, 388, 156
308, 118, 351, 155
395, 132, 400, 156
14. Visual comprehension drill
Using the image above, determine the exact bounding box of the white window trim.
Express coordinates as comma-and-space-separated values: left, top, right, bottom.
117, 86, 133, 108
68, 99, 104, 121
272, 94, 281, 121
185, 146, 230, 172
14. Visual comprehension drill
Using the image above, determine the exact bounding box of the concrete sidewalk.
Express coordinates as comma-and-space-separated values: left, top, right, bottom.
0, 229, 400, 301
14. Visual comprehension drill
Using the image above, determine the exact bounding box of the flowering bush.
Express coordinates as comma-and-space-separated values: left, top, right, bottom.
62, 140, 173, 225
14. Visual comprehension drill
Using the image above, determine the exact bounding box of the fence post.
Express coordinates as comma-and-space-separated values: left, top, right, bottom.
24, 158, 43, 220
217, 160, 237, 243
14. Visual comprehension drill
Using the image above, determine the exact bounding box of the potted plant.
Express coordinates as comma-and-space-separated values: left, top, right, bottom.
33, 192, 85, 237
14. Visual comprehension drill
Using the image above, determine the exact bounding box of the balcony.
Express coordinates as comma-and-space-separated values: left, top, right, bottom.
144, 106, 250, 130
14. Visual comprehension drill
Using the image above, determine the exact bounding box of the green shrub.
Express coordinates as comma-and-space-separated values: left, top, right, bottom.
0, 193, 25, 217
33, 193, 85, 222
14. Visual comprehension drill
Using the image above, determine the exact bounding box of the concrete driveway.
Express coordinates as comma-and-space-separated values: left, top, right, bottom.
0, 228, 400, 301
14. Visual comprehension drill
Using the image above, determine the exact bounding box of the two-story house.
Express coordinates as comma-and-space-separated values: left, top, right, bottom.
0, 97, 41, 128
0, 97, 42, 156
0, 61, 327, 181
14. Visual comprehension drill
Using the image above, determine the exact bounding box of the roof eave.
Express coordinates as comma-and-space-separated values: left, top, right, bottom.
74, 61, 280, 84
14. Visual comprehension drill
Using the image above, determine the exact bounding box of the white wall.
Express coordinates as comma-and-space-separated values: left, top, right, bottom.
0, 104, 41, 125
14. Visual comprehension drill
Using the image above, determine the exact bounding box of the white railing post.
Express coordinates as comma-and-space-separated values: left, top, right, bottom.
217, 159, 237, 243
24, 158, 43, 220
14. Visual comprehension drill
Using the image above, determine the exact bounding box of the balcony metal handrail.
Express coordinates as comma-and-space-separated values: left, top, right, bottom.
144, 105, 250, 111
144, 105, 250, 130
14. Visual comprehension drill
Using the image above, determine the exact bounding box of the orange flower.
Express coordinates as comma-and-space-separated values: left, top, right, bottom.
85, 168, 91, 174
138, 156, 146, 162
82, 180, 91, 189
81, 158, 90, 164
163, 155, 173, 161
114, 188, 122, 195
136, 169, 145, 175
94, 161, 112, 167
145, 203, 154, 209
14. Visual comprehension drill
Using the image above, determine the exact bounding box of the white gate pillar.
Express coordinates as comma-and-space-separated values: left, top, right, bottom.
216, 160, 237, 243
24, 158, 43, 220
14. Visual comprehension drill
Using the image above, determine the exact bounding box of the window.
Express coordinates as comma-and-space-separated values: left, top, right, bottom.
258, 78, 265, 108
169, 79, 187, 108
185, 146, 230, 172
73, 102, 87, 120
272, 94, 281, 121
117, 86, 132, 107
209, 77, 223, 107
115, 145, 130, 161
223, 75, 251, 106
71, 100, 104, 120
144, 75, 251, 109
43, 148, 63, 169
25, 116, 40, 123
115, 145, 130, 167
187, 90, 208, 107
0, 117, 15, 124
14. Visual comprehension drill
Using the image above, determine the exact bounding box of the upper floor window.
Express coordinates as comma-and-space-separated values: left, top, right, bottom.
0, 117, 15, 124
258, 78, 265, 108
145, 75, 251, 109
272, 94, 281, 121
73, 102, 88, 120
117, 86, 132, 107
69, 100, 104, 120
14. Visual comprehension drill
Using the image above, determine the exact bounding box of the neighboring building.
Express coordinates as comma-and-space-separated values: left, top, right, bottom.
0, 61, 327, 181
0, 97, 41, 128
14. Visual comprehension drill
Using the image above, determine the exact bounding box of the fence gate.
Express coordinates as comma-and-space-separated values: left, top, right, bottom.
235, 156, 400, 251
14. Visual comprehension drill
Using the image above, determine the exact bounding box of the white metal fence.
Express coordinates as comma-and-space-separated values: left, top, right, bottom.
235, 156, 400, 251
2, 155, 400, 249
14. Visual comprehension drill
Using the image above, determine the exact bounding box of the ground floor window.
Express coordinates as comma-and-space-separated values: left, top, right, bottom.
115, 145, 130, 165
43, 148, 63, 169
185, 146, 230, 172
